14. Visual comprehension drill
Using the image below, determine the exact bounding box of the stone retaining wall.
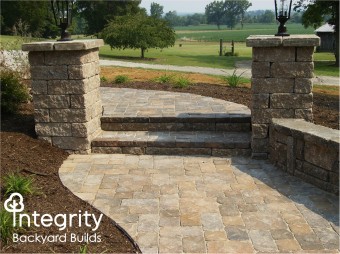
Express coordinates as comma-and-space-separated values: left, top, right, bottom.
269, 118, 339, 195
22, 40, 104, 154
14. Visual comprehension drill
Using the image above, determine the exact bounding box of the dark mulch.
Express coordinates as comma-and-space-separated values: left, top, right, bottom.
0, 105, 140, 253
0, 81, 338, 253
105, 81, 339, 130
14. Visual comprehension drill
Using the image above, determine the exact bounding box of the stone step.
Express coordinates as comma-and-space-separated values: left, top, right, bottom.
101, 114, 251, 132
92, 131, 251, 156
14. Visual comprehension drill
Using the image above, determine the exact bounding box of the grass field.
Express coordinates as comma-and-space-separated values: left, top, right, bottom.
99, 41, 338, 77
1, 23, 338, 77
175, 23, 315, 42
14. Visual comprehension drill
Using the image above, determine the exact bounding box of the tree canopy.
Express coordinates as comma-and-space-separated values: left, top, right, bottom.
205, 0, 251, 30
205, 1, 226, 30
294, 0, 339, 66
1, 1, 58, 38
76, 0, 142, 36
150, 2, 164, 19
101, 14, 176, 58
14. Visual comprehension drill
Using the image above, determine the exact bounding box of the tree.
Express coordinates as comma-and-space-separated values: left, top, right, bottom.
259, 10, 275, 23
101, 14, 176, 58
164, 11, 181, 27
205, 1, 225, 30
76, 0, 142, 36
224, 0, 251, 30
150, 2, 164, 19
294, 0, 339, 66
1, 1, 56, 38
205, 0, 251, 30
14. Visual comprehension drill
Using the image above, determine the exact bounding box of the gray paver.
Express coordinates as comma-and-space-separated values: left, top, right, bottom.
59, 154, 339, 253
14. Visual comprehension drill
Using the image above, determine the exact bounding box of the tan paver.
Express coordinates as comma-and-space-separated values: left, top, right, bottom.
59, 154, 339, 253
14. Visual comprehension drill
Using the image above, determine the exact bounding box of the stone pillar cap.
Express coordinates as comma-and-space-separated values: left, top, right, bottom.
246, 35, 320, 47
22, 39, 104, 51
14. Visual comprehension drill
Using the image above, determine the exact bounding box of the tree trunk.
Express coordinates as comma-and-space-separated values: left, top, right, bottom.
335, 5, 339, 67
335, 25, 339, 66
141, 48, 145, 58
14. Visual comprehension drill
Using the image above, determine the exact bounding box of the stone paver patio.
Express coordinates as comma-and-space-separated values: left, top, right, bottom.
100, 88, 250, 117
60, 154, 339, 253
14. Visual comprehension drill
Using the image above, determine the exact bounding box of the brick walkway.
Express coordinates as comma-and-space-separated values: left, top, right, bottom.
59, 154, 339, 253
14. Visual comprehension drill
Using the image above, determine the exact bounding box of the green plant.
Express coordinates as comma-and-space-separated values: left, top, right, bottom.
223, 69, 246, 87
155, 73, 174, 83
2, 173, 36, 197
0, 208, 21, 244
79, 244, 88, 254
114, 75, 130, 84
100, 76, 108, 83
173, 76, 191, 88
0, 69, 29, 114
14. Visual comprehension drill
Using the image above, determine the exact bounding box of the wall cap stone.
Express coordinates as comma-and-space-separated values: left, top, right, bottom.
246, 35, 320, 47
22, 39, 104, 52
271, 118, 340, 147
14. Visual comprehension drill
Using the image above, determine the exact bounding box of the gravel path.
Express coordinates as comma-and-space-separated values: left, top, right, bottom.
100, 59, 339, 86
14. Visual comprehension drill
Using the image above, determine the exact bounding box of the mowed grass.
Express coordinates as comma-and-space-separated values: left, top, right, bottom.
175, 23, 315, 42
100, 42, 338, 76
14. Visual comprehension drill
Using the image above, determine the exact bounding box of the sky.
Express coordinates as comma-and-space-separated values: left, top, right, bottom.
140, 0, 273, 14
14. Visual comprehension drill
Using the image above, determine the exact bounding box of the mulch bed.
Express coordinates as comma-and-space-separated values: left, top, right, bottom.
1, 81, 338, 253
0, 105, 140, 253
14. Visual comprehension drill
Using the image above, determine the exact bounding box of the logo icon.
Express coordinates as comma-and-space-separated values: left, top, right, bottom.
4, 192, 25, 213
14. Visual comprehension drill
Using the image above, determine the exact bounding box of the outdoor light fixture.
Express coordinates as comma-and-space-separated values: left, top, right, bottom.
51, 0, 73, 41
274, 0, 293, 36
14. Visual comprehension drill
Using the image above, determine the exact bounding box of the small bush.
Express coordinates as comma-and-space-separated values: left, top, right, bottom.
224, 52, 239, 57
173, 76, 191, 88
0, 209, 15, 244
3, 173, 36, 197
223, 69, 245, 87
155, 74, 174, 84
100, 76, 108, 83
114, 75, 129, 84
79, 244, 88, 253
0, 208, 21, 245
0, 69, 29, 114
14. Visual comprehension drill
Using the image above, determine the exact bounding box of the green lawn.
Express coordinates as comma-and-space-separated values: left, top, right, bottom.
175, 23, 315, 42
1, 28, 338, 77
100, 41, 338, 77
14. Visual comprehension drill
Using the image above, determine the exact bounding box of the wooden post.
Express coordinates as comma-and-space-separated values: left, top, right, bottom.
219, 39, 223, 56
231, 40, 235, 55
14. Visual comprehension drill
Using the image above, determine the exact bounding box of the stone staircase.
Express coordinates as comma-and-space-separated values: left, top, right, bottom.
91, 88, 252, 156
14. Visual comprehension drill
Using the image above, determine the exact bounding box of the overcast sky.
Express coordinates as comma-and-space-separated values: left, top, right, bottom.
140, 0, 273, 14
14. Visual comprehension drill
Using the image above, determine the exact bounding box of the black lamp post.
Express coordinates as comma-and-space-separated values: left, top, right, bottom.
274, 0, 293, 36
51, 0, 73, 41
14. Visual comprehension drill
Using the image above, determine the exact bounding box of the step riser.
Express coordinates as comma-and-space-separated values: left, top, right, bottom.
102, 122, 251, 132
92, 146, 251, 157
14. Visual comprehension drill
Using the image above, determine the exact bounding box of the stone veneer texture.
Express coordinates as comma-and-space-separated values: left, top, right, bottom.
22, 40, 104, 154
246, 35, 320, 159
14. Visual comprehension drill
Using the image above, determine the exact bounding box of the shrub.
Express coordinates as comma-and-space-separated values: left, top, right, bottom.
114, 75, 130, 84
173, 76, 191, 88
100, 76, 108, 83
155, 74, 174, 84
0, 208, 21, 245
2, 173, 36, 197
0, 69, 29, 114
223, 69, 245, 87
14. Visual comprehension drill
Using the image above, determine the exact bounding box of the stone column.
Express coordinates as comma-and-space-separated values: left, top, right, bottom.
22, 40, 104, 154
246, 35, 320, 159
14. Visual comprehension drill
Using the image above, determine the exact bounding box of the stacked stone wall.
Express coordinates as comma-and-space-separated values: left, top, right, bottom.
269, 119, 339, 195
22, 40, 104, 153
